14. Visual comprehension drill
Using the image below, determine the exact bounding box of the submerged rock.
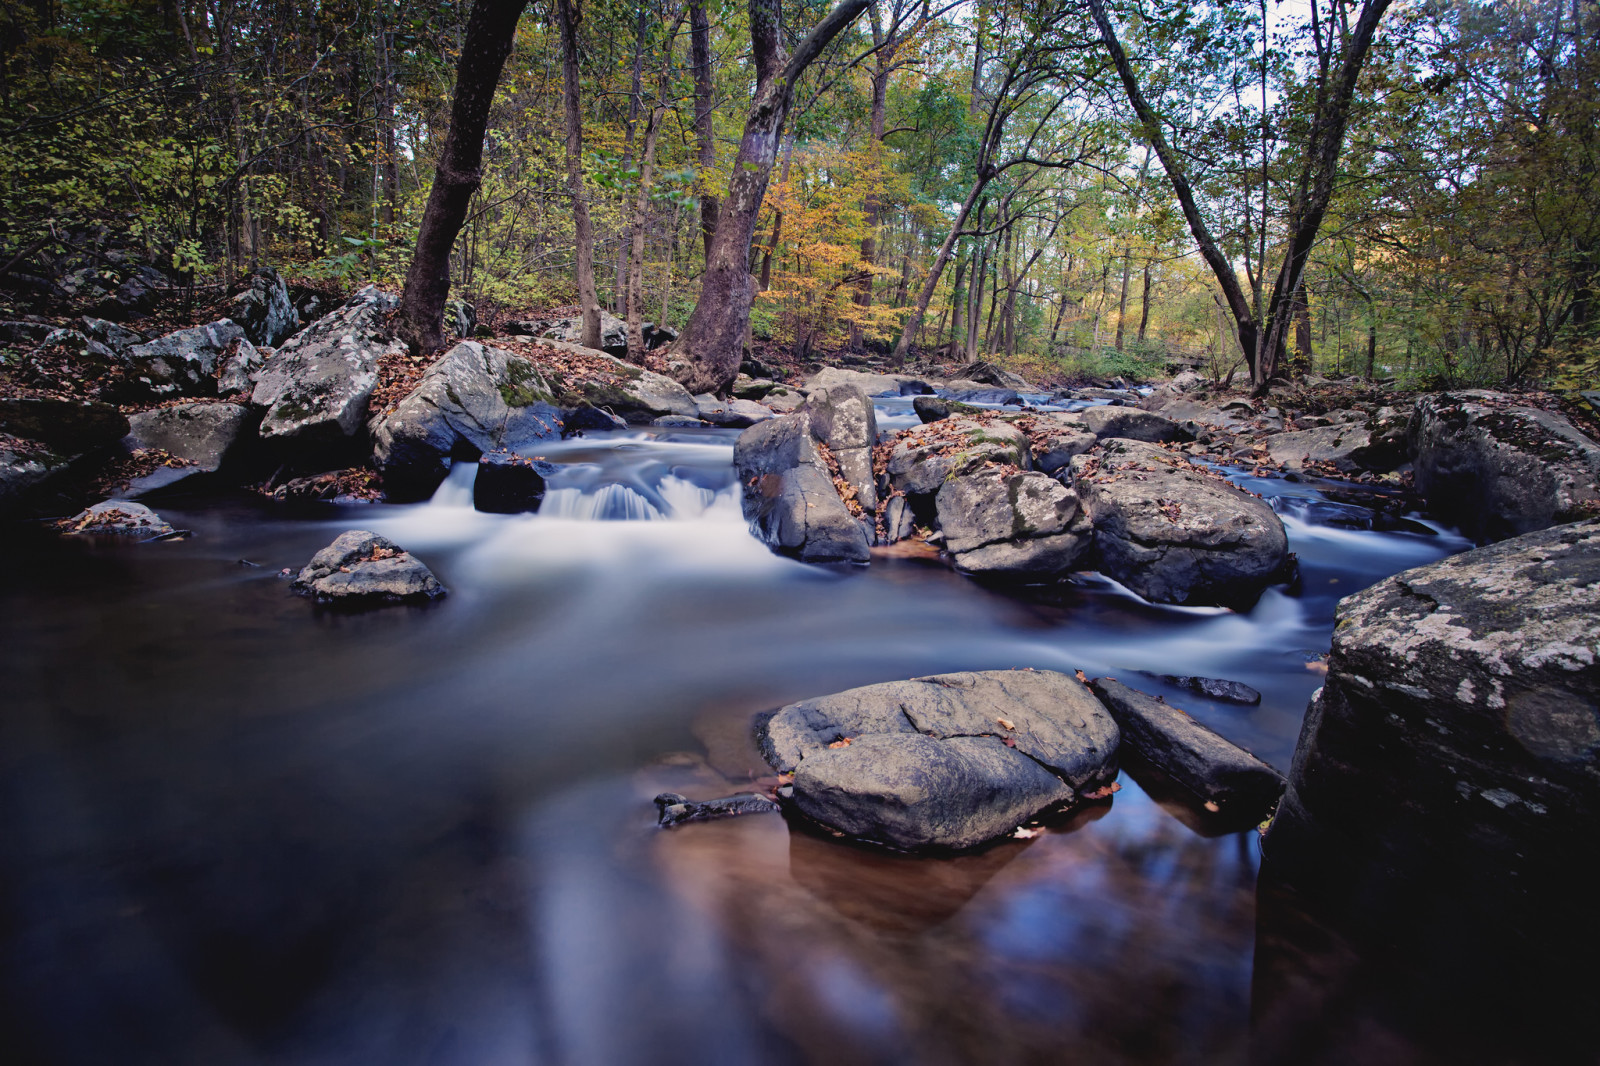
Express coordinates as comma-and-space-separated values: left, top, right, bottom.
1089, 678, 1283, 818
1156, 674, 1263, 705
761, 669, 1119, 850
1409, 391, 1600, 541
1072, 438, 1289, 608
291, 530, 445, 603
654, 791, 781, 828
1266, 519, 1600, 942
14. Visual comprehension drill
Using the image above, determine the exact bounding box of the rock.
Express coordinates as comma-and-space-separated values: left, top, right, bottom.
953, 360, 1034, 391
541, 309, 630, 356
761, 385, 805, 413
62, 500, 176, 538
651, 415, 704, 428
474, 451, 552, 513
125, 319, 254, 398
561, 404, 629, 432
733, 412, 870, 564
654, 791, 780, 828
881, 494, 917, 542
444, 297, 476, 340
945, 387, 1020, 406
1170, 370, 1206, 392
732, 376, 775, 400
804, 383, 877, 511
1, 446, 70, 509
0, 397, 129, 452
1090, 678, 1283, 818
935, 466, 1091, 575
1023, 413, 1097, 475
641, 321, 678, 349
914, 395, 954, 423
371, 340, 564, 501
225, 268, 298, 346
761, 669, 1119, 850
533, 338, 698, 421
291, 529, 445, 603
800, 366, 908, 397
253, 286, 402, 448
1265, 519, 1600, 941
1409, 392, 1600, 541
90, 270, 158, 321
79, 316, 146, 355
1155, 674, 1262, 705
1261, 424, 1395, 472
42, 327, 115, 362
885, 415, 1029, 496
1080, 405, 1189, 443
693, 393, 776, 428
121, 402, 254, 493
1072, 438, 1290, 607
898, 378, 935, 395
0, 320, 55, 345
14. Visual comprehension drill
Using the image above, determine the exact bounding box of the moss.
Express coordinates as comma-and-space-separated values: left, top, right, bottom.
499, 359, 555, 407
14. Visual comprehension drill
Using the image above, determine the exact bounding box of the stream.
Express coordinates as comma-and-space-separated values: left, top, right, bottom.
0, 413, 1473, 1065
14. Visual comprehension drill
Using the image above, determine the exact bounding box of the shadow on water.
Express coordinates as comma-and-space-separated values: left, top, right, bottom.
0, 427, 1550, 1065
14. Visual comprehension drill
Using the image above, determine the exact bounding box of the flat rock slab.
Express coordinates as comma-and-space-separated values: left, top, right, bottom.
1080, 406, 1188, 443
1090, 678, 1284, 818
292, 530, 445, 603
761, 669, 1119, 850
123, 402, 252, 472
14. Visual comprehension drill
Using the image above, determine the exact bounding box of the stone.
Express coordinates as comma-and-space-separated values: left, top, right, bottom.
1072, 438, 1290, 607
0, 397, 129, 452
1090, 678, 1284, 817
761, 669, 1119, 850
1, 446, 70, 509
0, 320, 55, 346
881, 493, 917, 542
541, 309, 630, 357
800, 366, 909, 397
62, 500, 175, 538
90, 270, 158, 321
654, 791, 780, 828
561, 404, 629, 432
885, 416, 1028, 496
1155, 674, 1262, 705
121, 402, 253, 492
474, 452, 553, 513
734, 412, 870, 564
1409, 391, 1600, 541
371, 340, 564, 501
1023, 413, 1097, 474
945, 387, 1020, 405
43, 327, 116, 362
444, 297, 476, 340
533, 338, 698, 421
1080, 405, 1189, 443
652, 415, 704, 428
1265, 519, 1600, 941
224, 268, 298, 346
804, 383, 878, 511
953, 360, 1035, 391
913, 395, 954, 423
935, 465, 1091, 575
1260, 424, 1399, 472
732, 376, 775, 400
693, 393, 776, 428
1170, 370, 1206, 391
253, 286, 402, 448
291, 529, 445, 603
123, 318, 257, 398
79, 316, 146, 355
762, 386, 805, 413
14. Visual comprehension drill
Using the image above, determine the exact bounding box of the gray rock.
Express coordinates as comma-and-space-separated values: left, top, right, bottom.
1409, 392, 1600, 541
953, 360, 1035, 391
445, 297, 476, 340
801, 366, 913, 397
0, 397, 129, 452
946, 387, 1020, 405
652, 415, 704, 428
253, 286, 401, 447
654, 791, 780, 828
733, 412, 869, 564
762, 386, 805, 413
804, 383, 878, 511
732, 375, 775, 400
1266, 519, 1600, 937
1, 446, 70, 509
561, 404, 629, 432
0, 320, 55, 346
291, 529, 445, 603
762, 669, 1119, 849
936, 466, 1091, 575
1261, 424, 1397, 472
1156, 674, 1262, 705
91, 270, 158, 321
882, 493, 917, 542
371, 340, 563, 501
122, 402, 253, 491
62, 500, 175, 537
225, 268, 298, 346
43, 328, 115, 362
474, 452, 552, 513
693, 393, 776, 428
1090, 678, 1283, 818
533, 338, 698, 420
1080, 406, 1189, 443
1024, 413, 1097, 474
885, 416, 1028, 496
541, 310, 629, 357
1072, 438, 1290, 607
216, 340, 267, 398
126, 319, 254, 397
1170, 370, 1206, 392
80, 316, 146, 355
913, 395, 955, 423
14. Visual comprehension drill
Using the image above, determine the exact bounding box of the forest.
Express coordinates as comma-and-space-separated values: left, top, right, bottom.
2, 0, 1595, 392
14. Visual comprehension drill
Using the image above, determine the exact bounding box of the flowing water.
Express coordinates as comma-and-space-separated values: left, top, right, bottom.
0, 415, 1474, 1066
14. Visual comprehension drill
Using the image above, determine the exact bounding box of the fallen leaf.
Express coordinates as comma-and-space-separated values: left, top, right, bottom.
827, 737, 853, 749
1204, 800, 1221, 813
1082, 782, 1122, 800
1002, 736, 1017, 748
996, 717, 1015, 731
1012, 826, 1041, 839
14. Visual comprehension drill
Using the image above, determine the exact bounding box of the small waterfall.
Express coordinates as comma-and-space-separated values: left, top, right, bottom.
541, 484, 664, 521
427, 461, 479, 508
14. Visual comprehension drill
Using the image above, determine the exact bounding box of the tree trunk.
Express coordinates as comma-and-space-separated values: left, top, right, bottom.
613, 4, 648, 313
398, 0, 530, 354
689, 0, 719, 262
557, 0, 602, 350
627, 103, 665, 361
853, 26, 892, 346
671, 0, 871, 394
759, 136, 795, 291
1114, 248, 1131, 350
947, 254, 968, 356
890, 176, 990, 367
1137, 262, 1152, 343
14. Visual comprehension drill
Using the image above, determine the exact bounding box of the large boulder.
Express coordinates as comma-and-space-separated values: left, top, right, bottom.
761, 669, 1119, 850
884, 415, 1029, 496
1260, 419, 1407, 473
370, 341, 564, 501
801, 366, 912, 397
1072, 438, 1290, 607
1265, 519, 1600, 943
1079, 405, 1188, 443
693, 393, 777, 429
804, 383, 878, 512
541, 310, 629, 357
120, 402, 255, 495
291, 530, 446, 603
953, 360, 1035, 391
225, 268, 298, 346
1014, 412, 1097, 475
1089, 678, 1284, 819
733, 412, 870, 564
0, 397, 129, 453
1409, 391, 1600, 541
125, 319, 257, 398
935, 466, 1092, 575
531, 338, 697, 421
252, 286, 402, 448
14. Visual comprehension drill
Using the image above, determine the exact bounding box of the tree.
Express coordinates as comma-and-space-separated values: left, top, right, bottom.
670, 0, 873, 395
555, 0, 603, 350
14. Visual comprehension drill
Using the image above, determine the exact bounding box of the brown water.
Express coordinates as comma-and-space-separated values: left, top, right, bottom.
0, 426, 1485, 1065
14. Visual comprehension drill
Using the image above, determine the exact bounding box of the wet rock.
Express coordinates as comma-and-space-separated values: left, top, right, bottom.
1155, 674, 1262, 705
898, 378, 935, 395
474, 451, 553, 513
732, 375, 775, 400
693, 393, 776, 428
1090, 678, 1283, 817
761, 669, 1118, 850
1265, 519, 1600, 941
62, 500, 176, 538
561, 404, 629, 432
225, 268, 298, 346
1080, 405, 1189, 443
1409, 391, 1600, 541
124, 319, 255, 397
1072, 438, 1290, 607
253, 286, 401, 448
651, 415, 704, 428
733, 412, 869, 564
945, 387, 1020, 406
0, 397, 129, 452
885, 416, 1028, 496
936, 466, 1091, 576
371, 340, 563, 501
654, 791, 780, 827
913, 395, 954, 423
291, 529, 445, 603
